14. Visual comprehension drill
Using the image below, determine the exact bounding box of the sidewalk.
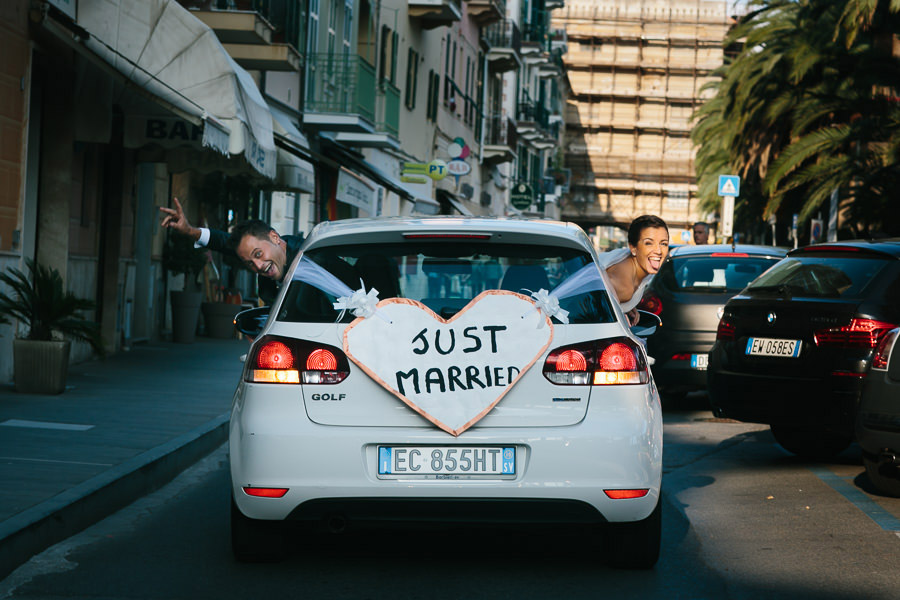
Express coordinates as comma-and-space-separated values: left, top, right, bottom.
0, 337, 248, 580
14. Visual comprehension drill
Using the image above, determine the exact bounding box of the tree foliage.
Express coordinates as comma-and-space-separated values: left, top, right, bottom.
692, 0, 900, 237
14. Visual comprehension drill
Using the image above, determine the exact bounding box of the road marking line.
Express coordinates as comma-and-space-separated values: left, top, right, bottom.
0, 456, 112, 467
810, 466, 900, 532
0, 419, 94, 431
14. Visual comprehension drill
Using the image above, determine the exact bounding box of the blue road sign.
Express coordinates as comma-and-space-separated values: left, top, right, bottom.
718, 175, 740, 197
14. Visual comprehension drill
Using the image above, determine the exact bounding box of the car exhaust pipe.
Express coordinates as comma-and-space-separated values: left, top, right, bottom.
326, 515, 347, 534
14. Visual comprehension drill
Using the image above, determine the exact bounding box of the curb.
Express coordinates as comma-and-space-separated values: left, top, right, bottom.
0, 412, 229, 581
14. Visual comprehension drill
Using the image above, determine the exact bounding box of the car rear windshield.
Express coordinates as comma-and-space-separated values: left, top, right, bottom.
659, 255, 782, 293
745, 255, 892, 299
277, 241, 617, 324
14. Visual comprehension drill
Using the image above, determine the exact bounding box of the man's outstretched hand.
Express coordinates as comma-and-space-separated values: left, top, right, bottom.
159, 197, 200, 241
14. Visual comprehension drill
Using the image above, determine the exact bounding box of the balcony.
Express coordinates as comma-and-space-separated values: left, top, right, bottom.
520, 21, 548, 55
483, 20, 521, 73
466, 0, 504, 26
304, 54, 377, 134
482, 115, 518, 164
408, 0, 462, 30
517, 97, 558, 150
333, 80, 401, 149
190, 9, 273, 44
186, 1, 302, 72
222, 42, 301, 71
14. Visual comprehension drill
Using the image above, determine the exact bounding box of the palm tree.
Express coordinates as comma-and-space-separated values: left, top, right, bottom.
693, 0, 900, 238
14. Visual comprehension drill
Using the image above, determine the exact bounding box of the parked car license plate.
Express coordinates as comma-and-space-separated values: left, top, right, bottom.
745, 337, 802, 358
378, 446, 516, 478
690, 354, 708, 369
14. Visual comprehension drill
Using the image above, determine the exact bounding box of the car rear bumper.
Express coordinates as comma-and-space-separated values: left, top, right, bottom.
708, 368, 862, 434
646, 333, 713, 391
230, 388, 663, 525
651, 361, 708, 389
855, 376, 900, 455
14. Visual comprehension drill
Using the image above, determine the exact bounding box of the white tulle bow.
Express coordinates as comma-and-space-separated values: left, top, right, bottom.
527, 288, 569, 328
333, 284, 381, 319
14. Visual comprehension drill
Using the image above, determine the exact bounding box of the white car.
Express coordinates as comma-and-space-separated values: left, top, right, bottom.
230, 217, 663, 568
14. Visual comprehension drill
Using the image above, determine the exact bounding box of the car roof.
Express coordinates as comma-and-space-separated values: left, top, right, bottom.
669, 244, 789, 258
303, 216, 593, 249
788, 239, 900, 258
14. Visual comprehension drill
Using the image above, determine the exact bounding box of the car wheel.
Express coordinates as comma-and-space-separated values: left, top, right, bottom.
770, 425, 851, 459
231, 496, 287, 562
603, 497, 661, 569
863, 454, 900, 498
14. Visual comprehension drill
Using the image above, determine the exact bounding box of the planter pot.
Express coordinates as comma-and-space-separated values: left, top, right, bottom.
201, 301, 242, 339
170, 290, 203, 344
13, 339, 71, 394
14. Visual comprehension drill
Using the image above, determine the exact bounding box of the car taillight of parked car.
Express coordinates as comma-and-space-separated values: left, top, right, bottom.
871, 329, 899, 371
814, 319, 897, 349
637, 292, 663, 316
543, 338, 649, 385
716, 317, 736, 341
246, 335, 350, 384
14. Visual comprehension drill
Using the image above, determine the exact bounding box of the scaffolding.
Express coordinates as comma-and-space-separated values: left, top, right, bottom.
553, 0, 734, 228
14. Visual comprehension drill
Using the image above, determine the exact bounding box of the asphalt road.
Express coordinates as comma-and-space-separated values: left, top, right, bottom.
2, 406, 899, 600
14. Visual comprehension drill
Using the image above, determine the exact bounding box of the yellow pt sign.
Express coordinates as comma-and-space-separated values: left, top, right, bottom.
403, 160, 449, 181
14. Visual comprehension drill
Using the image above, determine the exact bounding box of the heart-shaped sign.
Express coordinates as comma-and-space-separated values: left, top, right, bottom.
343, 291, 553, 436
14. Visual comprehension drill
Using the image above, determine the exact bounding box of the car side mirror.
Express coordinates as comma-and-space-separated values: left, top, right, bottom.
631, 310, 661, 337
234, 306, 270, 338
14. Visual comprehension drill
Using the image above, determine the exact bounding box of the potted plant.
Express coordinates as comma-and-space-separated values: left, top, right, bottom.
0, 259, 104, 394
163, 234, 208, 343
201, 285, 243, 339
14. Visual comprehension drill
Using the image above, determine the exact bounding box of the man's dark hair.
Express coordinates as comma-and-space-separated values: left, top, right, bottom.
693, 221, 710, 231
628, 215, 668, 246
227, 219, 275, 251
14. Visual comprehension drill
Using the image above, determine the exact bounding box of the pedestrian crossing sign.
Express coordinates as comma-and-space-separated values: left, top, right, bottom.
718, 175, 740, 197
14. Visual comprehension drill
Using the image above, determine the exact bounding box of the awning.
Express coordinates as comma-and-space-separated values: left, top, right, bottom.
43, 0, 276, 178
320, 139, 441, 214
437, 189, 475, 216
270, 102, 316, 193
323, 141, 412, 202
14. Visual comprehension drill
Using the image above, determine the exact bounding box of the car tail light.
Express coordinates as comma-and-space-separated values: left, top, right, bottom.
716, 317, 736, 341
814, 319, 897, 349
604, 489, 650, 499
242, 487, 289, 498
670, 353, 690, 361
246, 335, 350, 384
638, 292, 663, 316
543, 338, 649, 385
555, 349, 588, 372
872, 329, 899, 371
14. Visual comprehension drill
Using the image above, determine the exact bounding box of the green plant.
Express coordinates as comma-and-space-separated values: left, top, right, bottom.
0, 259, 104, 354
162, 234, 208, 278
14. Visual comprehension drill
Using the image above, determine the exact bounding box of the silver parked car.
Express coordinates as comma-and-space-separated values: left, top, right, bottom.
856, 327, 900, 496
638, 244, 787, 402
230, 217, 663, 568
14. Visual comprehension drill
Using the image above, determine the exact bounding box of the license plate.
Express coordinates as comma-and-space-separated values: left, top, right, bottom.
377, 446, 516, 479
745, 337, 802, 358
690, 354, 708, 369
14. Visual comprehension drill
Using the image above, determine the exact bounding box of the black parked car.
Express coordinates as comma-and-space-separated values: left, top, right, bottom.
639, 244, 787, 401
855, 327, 900, 496
708, 240, 900, 458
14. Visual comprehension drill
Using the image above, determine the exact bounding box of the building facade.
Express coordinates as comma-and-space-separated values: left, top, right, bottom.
0, 0, 567, 383
553, 0, 733, 242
